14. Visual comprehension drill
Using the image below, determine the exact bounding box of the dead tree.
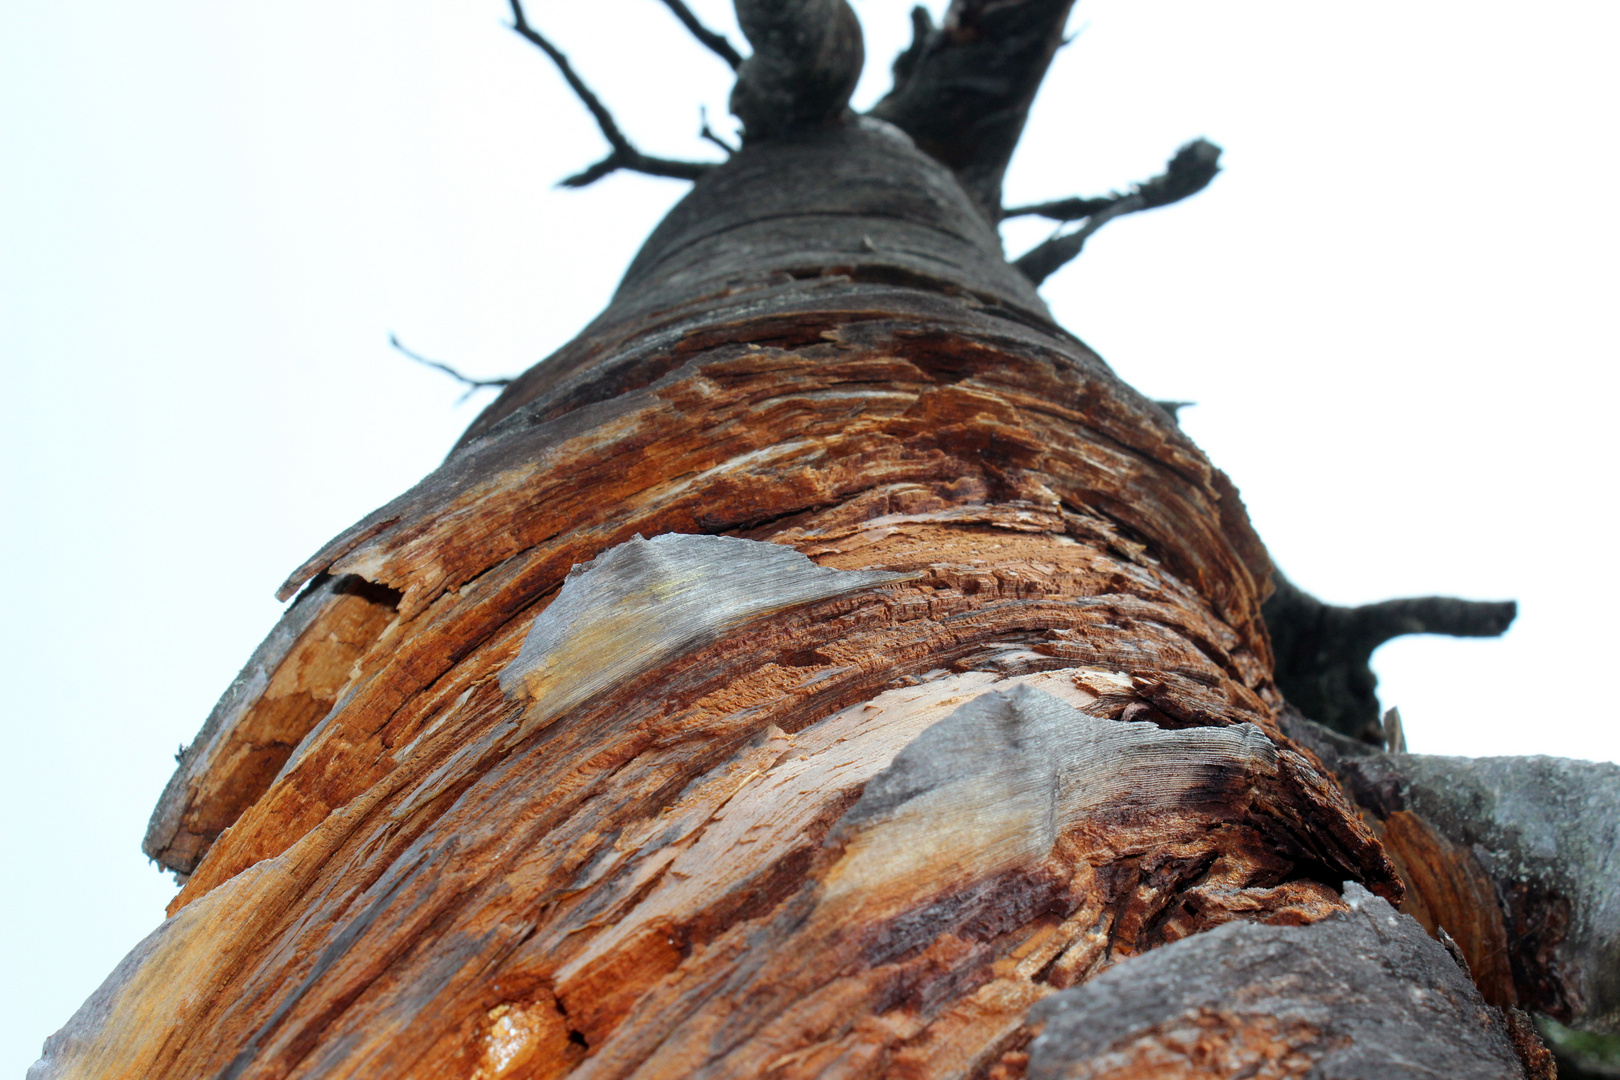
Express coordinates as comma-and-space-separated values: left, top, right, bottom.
32, 3, 1617, 1078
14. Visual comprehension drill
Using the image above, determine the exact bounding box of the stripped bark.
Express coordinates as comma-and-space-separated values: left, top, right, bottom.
33, 4, 1600, 1079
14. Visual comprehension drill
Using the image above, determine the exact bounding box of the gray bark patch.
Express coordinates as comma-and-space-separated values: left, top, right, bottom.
1027, 883, 1527, 1080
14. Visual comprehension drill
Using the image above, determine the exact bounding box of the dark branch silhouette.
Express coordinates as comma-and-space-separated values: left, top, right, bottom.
657, 0, 745, 69
888, 5, 934, 88
1263, 571, 1517, 745
1154, 399, 1195, 426
699, 106, 738, 155
508, 0, 714, 186
1011, 139, 1221, 285
871, 0, 1078, 218
390, 334, 513, 403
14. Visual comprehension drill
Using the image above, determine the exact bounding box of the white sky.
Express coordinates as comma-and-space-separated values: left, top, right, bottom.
3, 0, 1617, 1071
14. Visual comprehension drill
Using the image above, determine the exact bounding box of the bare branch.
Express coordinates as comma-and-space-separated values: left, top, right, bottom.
889, 5, 934, 88
699, 106, 738, 155
509, 0, 714, 186
1012, 139, 1221, 285
657, 0, 744, 69
870, 0, 1078, 218
390, 334, 513, 403
730, 0, 864, 139
1002, 193, 1114, 222
1264, 570, 1517, 744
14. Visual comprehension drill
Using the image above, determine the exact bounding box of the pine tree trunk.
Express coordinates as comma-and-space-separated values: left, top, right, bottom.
32, 4, 1615, 1078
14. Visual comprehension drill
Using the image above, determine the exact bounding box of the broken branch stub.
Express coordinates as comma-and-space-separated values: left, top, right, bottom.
730, 0, 864, 138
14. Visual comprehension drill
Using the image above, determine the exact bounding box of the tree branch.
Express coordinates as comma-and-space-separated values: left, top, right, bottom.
730, 0, 864, 139
869, 0, 1077, 218
657, 0, 744, 70
1263, 571, 1517, 744
1011, 139, 1221, 285
390, 334, 513, 403
509, 0, 713, 186
699, 106, 738, 155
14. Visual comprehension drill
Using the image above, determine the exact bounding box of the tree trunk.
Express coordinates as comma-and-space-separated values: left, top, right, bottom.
31, 3, 1615, 1078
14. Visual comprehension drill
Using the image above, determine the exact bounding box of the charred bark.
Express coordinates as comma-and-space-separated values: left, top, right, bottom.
34, 5, 1609, 1080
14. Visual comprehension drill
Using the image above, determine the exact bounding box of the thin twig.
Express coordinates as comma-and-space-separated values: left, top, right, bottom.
390, 334, 513, 403
1011, 139, 1221, 285
656, 0, 744, 69
699, 106, 738, 155
508, 0, 714, 186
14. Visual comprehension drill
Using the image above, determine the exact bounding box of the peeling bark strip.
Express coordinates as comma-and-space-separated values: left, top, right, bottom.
1026, 884, 1531, 1080
498, 532, 909, 720
40, 3, 1578, 1077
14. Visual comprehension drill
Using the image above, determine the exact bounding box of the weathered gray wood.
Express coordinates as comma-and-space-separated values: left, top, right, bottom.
1285, 711, 1620, 1033
1026, 883, 1530, 1079
871, 0, 1077, 217
499, 531, 908, 727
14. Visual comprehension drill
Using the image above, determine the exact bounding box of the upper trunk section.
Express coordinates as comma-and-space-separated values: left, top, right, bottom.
457, 119, 1049, 448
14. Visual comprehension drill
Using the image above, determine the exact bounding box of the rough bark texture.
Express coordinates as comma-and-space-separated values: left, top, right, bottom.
34, 7, 1606, 1079
1025, 884, 1533, 1080
1285, 712, 1620, 1033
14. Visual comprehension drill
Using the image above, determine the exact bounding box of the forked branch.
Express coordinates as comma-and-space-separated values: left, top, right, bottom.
509, 0, 713, 186
658, 0, 744, 69
1011, 139, 1221, 285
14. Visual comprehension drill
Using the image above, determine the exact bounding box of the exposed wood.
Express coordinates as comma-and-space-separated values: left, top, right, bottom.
32, 7, 1590, 1078
144, 573, 400, 877
1025, 884, 1537, 1079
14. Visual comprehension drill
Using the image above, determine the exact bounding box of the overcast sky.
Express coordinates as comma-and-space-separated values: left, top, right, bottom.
3, 0, 1617, 1071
